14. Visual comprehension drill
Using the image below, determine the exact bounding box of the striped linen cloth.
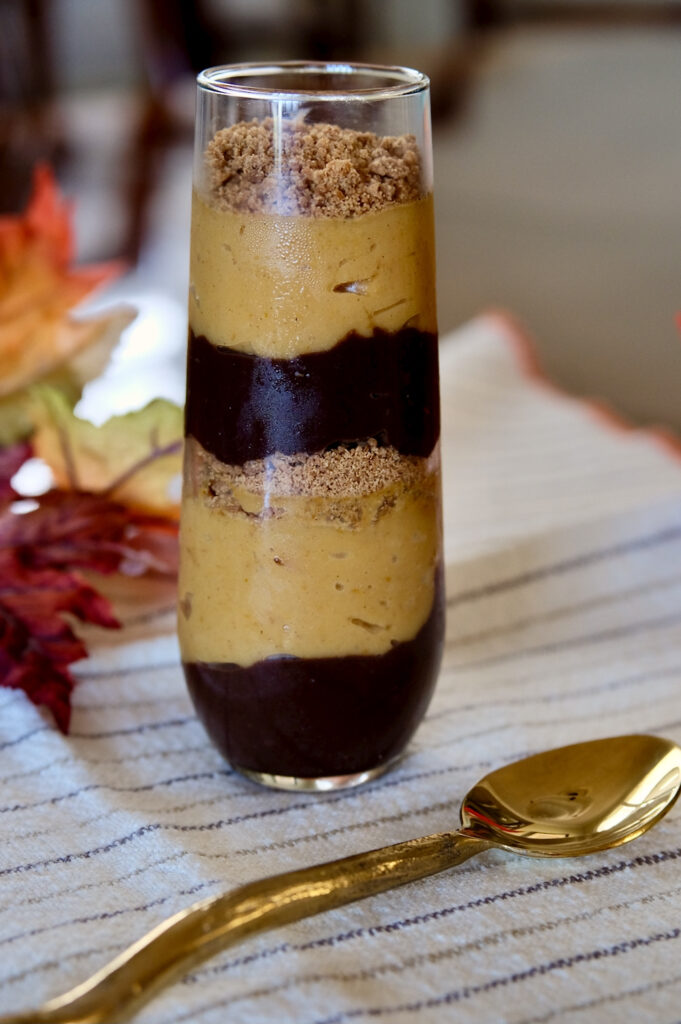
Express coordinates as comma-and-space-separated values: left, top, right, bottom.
2, 313, 681, 1024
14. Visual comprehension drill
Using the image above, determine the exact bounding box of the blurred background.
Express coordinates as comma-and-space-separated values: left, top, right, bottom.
2, 0, 680, 429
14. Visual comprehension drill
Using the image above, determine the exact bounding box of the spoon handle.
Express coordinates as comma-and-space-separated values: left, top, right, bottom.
0, 830, 483, 1024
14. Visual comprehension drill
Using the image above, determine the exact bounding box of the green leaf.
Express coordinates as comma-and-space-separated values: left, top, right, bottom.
30, 386, 183, 516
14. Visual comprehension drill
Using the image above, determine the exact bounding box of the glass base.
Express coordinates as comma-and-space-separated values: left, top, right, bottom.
234, 760, 396, 792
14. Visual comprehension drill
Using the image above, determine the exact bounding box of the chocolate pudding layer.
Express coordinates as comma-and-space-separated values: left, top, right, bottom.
184, 568, 444, 778
180, 117, 443, 782
186, 325, 439, 464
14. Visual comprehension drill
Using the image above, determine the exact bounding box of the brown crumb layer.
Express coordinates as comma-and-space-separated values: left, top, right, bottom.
205, 118, 423, 217
189, 436, 433, 502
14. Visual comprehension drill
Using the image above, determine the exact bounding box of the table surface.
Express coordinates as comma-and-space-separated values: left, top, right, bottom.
3, 316, 681, 1024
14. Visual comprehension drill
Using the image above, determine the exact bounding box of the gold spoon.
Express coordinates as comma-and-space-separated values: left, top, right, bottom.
2, 733, 680, 1024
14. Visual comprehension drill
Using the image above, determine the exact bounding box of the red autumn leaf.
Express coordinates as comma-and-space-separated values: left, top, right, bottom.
0, 483, 178, 732
0, 551, 119, 732
0, 441, 32, 505
0, 490, 179, 576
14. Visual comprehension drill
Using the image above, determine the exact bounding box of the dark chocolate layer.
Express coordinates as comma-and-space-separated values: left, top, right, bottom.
183, 573, 444, 778
185, 326, 439, 465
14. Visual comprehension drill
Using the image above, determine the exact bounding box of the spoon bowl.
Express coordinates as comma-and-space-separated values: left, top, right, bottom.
460, 733, 681, 855
2, 733, 680, 1024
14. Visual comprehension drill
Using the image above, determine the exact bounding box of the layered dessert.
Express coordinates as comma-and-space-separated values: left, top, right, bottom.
179, 119, 444, 783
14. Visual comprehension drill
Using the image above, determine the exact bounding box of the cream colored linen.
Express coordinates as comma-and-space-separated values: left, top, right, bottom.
2, 314, 681, 1024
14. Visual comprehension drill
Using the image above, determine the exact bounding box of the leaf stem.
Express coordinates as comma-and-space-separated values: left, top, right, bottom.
102, 437, 183, 500
57, 423, 80, 491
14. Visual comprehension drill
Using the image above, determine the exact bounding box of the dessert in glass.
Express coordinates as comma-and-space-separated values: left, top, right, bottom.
179, 62, 444, 790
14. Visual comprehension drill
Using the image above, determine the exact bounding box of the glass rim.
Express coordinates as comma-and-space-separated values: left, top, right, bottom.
196, 61, 430, 101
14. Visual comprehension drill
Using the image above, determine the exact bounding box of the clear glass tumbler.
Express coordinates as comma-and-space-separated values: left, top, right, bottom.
179, 62, 444, 791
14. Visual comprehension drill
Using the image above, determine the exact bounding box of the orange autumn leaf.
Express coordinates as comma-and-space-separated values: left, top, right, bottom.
0, 164, 131, 405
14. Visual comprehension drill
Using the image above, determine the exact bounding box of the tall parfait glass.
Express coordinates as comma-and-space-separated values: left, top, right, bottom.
179, 62, 444, 791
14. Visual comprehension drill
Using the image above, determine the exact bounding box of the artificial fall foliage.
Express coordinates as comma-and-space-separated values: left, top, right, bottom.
0, 441, 31, 505
31, 387, 183, 515
0, 164, 134, 444
0, 444, 179, 733
0, 167, 183, 732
